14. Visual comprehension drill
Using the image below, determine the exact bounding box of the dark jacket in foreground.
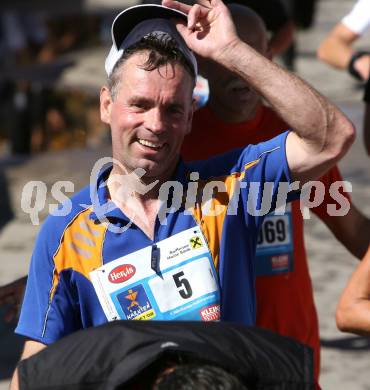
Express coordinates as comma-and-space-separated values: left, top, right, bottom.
18, 321, 314, 389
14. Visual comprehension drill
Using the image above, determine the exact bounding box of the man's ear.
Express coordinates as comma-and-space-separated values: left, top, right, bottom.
100, 86, 112, 124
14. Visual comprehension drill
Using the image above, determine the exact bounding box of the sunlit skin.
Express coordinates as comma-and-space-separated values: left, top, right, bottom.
100, 51, 195, 187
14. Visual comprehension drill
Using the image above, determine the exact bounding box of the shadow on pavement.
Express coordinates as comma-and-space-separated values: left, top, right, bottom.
321, 336, 370, 351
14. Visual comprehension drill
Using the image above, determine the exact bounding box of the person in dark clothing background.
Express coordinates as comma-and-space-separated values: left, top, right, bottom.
223, 0, 294, 58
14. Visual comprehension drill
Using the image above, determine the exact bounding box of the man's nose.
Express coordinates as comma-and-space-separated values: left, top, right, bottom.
145, 108, 165, 134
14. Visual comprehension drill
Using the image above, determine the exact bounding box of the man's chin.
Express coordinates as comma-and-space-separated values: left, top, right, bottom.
133, 160, 172, 182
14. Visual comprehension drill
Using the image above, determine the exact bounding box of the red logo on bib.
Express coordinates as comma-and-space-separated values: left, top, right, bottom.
108, 264, 136, 283
271, 255, 289, 270
200, 304, 220, 321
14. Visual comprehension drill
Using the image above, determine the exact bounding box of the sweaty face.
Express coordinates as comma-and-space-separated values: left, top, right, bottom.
101, 51, 194, 182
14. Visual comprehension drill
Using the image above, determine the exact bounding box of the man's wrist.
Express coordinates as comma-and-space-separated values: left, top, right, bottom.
348, 51, 370, 81
214, 39, 247, 69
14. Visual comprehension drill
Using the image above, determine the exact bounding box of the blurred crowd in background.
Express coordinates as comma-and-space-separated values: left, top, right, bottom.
0, 6, 113, 155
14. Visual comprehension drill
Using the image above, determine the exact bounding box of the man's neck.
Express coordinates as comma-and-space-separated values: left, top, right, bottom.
207, 95, 261, 124
107, 164, 176, 240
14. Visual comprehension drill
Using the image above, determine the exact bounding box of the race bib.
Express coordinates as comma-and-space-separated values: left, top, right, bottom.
90, 226, 220, 322
255, 204, 294, 276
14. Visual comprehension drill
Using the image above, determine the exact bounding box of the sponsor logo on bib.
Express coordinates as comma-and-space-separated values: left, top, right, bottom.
271, 255, 289, 270
200, 304, 220, 321
117, 284, 156, 320
108, 264, 136, 284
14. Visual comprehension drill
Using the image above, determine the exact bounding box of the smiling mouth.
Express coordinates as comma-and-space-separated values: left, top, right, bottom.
137, 139, 164, 150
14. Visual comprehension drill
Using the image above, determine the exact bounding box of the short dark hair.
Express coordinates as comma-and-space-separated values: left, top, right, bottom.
153, 363, 250, 390
108, 33, 196, 99
118, 353, 251, 390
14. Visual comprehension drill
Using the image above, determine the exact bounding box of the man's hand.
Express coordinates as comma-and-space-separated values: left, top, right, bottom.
162, 0, 239, 62
0, 276, 27, 322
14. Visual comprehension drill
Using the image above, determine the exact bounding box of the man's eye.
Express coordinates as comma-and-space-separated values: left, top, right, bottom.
168, 106, 183, 115
132, 102, 148, 110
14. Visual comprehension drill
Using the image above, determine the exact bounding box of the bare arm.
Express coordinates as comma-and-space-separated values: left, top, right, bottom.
317, 23, 370, 81
163, 0, 355, 184
336, 245, 370, 336
222, 43, 354, 183
10, 340, 47, 390
322, 205, 370, 259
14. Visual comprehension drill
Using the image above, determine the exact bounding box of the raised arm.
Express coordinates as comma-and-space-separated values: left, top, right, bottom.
163, 0, 355, 184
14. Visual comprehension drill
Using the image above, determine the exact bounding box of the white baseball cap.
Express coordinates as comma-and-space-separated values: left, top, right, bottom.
105, 4, 198, 77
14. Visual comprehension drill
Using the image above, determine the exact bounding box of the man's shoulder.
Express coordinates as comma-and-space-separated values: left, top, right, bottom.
185, 130, 290, 179
40, 184, 93, 239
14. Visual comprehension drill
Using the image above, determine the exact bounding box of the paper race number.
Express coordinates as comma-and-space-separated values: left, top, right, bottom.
90, 226, 221, 322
